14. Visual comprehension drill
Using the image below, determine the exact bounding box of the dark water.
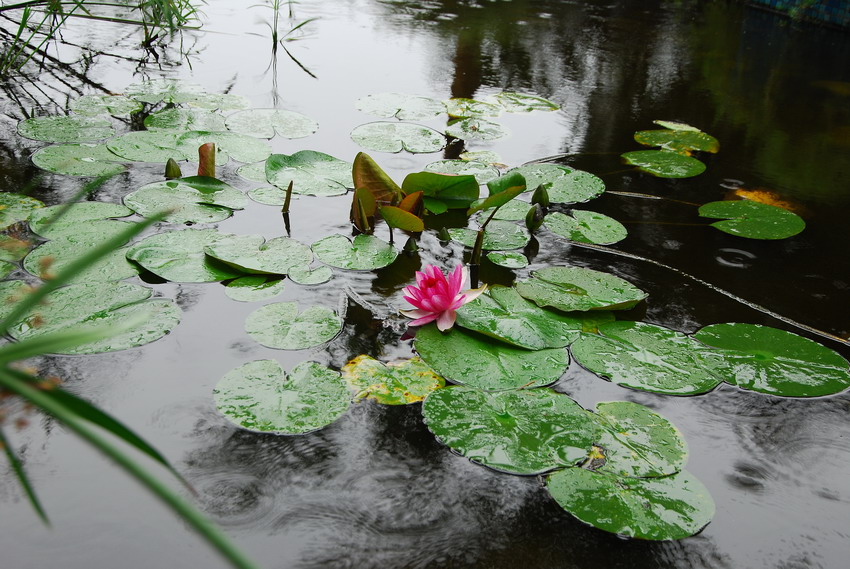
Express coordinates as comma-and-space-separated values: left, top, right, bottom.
1, 1, 849, 568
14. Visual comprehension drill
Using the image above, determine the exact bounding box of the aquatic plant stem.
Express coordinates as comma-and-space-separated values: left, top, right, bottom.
0, 425, 49, 524
0, 370, 262, 569
573, 242, 850, 347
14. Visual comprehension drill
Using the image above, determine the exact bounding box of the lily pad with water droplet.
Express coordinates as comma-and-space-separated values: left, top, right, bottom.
516, 266, 648, 312
694, 323, 850, 397
124, 177, 247, 224
474, 199, 531, 222
31, 143, 126, 177
455, 286, 584, 350
422, 386, 597, 475
486, 250, 528, 268
634, 128, 719, 154
0, 193, 44, 230
18, 115, 115, 143
24, 237, 139, 282
445, 118, 508, 142
424, 159, 500, 184
544, 210, 628, 245
143, 108, 227, 131
126, 228, 245, 283
355, 93, 445, 120
8, 281, 180, 354
342, 355, 445, 405
177, 131, 272, 164
288, 264, 333, 285
444, 98, 502, 118
493, 92, 560, 113
414, 324, 569, 391
225, 109, 319, 139
70, 94, 143, 117
698, 200, 805, 240
449, 220, 530, 251
246, 301, 342, 350
214, 359, 350, 434
351, 122, 446, 154
312, 234, 397, 270
224, 276, 286, 302
28, 202, 133, 239
126, 80, 249, 110
508, 164, 605, 204
570, 321, 723, 395
107, 131, 187, 163
546, 468, 714, 540
265, 151, 353, 196
589, 401, 688, 478
621, 150, 706, 178
204, 234, 313, 275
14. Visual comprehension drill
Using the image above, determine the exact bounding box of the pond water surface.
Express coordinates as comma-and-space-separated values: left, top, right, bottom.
1, 1, 849, 568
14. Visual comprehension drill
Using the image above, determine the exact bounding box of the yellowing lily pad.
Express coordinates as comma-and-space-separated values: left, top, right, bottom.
342, 355, 445, 404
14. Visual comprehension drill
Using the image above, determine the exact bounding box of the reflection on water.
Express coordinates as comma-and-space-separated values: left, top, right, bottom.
1, 1, 849, 569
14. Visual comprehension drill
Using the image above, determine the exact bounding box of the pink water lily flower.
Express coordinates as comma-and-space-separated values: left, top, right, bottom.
400, 264, 487, 331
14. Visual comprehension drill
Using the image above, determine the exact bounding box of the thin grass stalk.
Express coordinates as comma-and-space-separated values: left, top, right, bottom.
0, 370, 262, 569
0, 425, 49, 524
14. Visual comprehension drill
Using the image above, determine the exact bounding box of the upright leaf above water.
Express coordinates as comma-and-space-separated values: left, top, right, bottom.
694, 323, 850, 397
402, 171, 480, 212
570, 321, 723, 395
214, 360, 350, 434
352, 152, 404, 205
546, 468, 715, 540
414, 324, 569, 390
698, 200, 805, 239
516, 266, 648, 312
422, 386, 598, 474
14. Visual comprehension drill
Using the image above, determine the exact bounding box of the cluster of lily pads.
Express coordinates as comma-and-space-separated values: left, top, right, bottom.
4, 81, 848, 542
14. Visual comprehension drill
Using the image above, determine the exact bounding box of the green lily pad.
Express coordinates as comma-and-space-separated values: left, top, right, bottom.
634, 129, 719, 154
223, 276, 286, 302
516, 266, 648, 312
444, 98, 502, 118
224, 109, 319, 139
355, 93, 445, 120
143, 108, 227, 132
265, 151, 353, 196
546, 468, 714, 540
621, 150, 706, 178
414, 324, 569, 390
351, 122, 446, 154
449, 220, 530, 251
0, 280, 30, 322
312, 234, 397, 271
694, 323, 850, 397
508, 164, 605, 204
570, 321, 723, 395
653, 120, 701, 132
342, 355, 445, 404
126, 228, 245, 283
70, 94, 143, 117
475, 199, 531, 221
544, 210, 628, 245
214, 360, 350, 434
18, 115, 115, 143
0, 193, 44, 230
31, 143, 126, 177
123, 177, 247, 224
455, 286, 583, 349
486, 250, 528, 268
0, 261, 14, 279
460, 150, 503, 164
288, 265, 333, 285
493, 92, 559, 113
24, 238, 139, 282
8, 281, 180, 354
126, 80, 250, 110
0, 235, 30, 262
422, 386, 597, 474
107, 131, 187, 163
28, 202, 134, 239
445, 118, 508, 141
590, 401, 688, 478
204, 234, 313, 275
698, 200, 805, 240
177, 131, 272, 164
245, 185, 291, 205
245, 301, 342, 350
424, 159, 500, 184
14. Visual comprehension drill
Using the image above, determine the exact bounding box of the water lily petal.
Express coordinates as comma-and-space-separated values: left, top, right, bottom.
409, 312, 440, 327
436, 309, 457, 331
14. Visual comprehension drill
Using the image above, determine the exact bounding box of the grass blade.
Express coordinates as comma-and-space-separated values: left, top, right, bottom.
0, 425, 50, 525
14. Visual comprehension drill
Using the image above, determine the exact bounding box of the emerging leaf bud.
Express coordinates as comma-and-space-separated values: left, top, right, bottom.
198, 143, 216, 177
165, 158, 182, 179
525, 203, 545, 232
531, 184, 550, 208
